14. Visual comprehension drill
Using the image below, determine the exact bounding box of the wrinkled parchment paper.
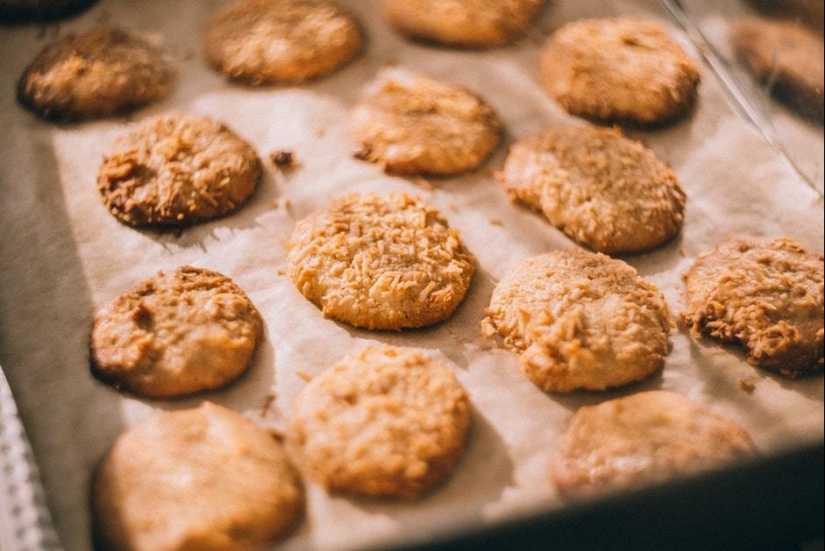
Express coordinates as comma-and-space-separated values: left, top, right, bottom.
1, 1, 823, 550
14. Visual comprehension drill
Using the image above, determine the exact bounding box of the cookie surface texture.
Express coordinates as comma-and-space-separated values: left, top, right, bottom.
90, 266, 263, 398
203, 0, 363, 85
540, 17, 701, 126
16, 27, 176, 122
732, 18, 824, 121
0, 0, 97, 22
549, 391, 756, 500
288, 345, 471, 499
351, 68, 503, 176
482, 250, 672, 392
383, 0, 544, 48
97, 113, 261, 228
683, 237, 824, 378
287, 192, 475, 331
92, 403, 304, 551
503, 125, 686, 254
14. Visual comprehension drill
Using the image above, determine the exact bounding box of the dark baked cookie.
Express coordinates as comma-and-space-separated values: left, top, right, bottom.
97, 113, 261, 228
17, 27, 176, 122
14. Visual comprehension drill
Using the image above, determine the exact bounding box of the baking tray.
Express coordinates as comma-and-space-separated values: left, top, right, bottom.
1, 0, 823, 550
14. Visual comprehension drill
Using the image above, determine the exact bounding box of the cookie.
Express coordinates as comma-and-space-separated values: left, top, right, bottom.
683, 237, 824, 378
203, 0, 363, 85
97, 113, 261, 228
16, 27, 176, 122
502, 125, 686, 255
482, 250, 672, 393
549, 391, 757, 501
383, 0, 544, 48
287, 192, 475, 331
92, 403, 304, 551
351, 68, 503, 176
90, 266, 263, 398
288, 345, 471, 499
0, 0, 97, 22
539, 17, 701, 126
732, 18, 824, 121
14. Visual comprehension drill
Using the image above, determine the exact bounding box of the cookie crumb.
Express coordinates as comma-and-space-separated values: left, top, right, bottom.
296, 370, 314, 383
260, 393, 277, 416
271, 150, 296, 169
739, 379, 757, 393
490, 218, 504, 227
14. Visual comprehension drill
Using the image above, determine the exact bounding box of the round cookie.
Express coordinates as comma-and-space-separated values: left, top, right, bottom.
0, 0, 97, 23
550, 391, 757, 501
383, 0, 544, 48
287, 192, 475, 331
92, 403, 304, 551
16, 27, 176, 122
502, 126, 686, 255
203, 0, 363, 85
731, 18, 824, 121
682, 237, 824, 378
90, 266, 263, 399
539, 17, 701, 127
97, 113, 261, 228
288, 345, 471, 499
482, 250, 672, 393
351, 68, 503, 176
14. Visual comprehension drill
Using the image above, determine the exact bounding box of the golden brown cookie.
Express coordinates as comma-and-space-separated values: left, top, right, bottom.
550, 391, 757, 501
287, 192, 475, 330
288, 345, 471, 499
0, 0, 97, 22
383, 0, 544, 48
97, 113, 261, 228
539, 17, 701, 127
732, 18, 824, 121
92, 403, 304, 551
502, 126, 686, 255
90, 266, 263, 399
203, 0, 363, 85
482, 250, 672, 393
682, 237, 824, 378
351, 68, 503, 176
16, 27, 176, 122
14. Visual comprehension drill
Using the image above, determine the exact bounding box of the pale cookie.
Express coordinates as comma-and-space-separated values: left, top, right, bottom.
203, 0, 363, 85
16, 27, 176, 122
550, 391, 757, 501
97, 113, 261, 228
90, 266, 263, 398
92, 403, 304, 551
383, 0, 544, 48
540, 17, 701, 126
287, 192, 475, 331
351, 68, 503, 176
683, 237, 824, 378
288, 345, 471, 499
502, 125, 686, 255
732, 18, 824, 121
0, 0, 97, 23
482, 250, 672, 393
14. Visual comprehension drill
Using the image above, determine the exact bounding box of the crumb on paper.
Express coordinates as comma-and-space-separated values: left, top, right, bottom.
740, 379, 757, 394
267, 428, 286, 442
260, 392, 277, 416
277, 270, 286, 277
679, 246, 687, 258
297, 370, 314, 383
413, 178, 435, 191
490, 218, 504, 227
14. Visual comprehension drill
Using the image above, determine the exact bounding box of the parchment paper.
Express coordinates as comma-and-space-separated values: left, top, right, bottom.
1, 1, 823, 550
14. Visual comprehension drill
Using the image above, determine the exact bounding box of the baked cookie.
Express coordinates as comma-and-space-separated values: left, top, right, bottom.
288, 345, 471, 499
550, 391, 756, 501
0, 0, 97, 23
97, 113, 261, 228
351, 68, 503, 176
203, 0, 363, 85
287, 192, 475, 330
732, 18, 824, 121
502, 126, 686, 254
383, 0, 544, 48
92, 403, 304, 551
683, 237, 824, 378
482, 250, 672, 393
90, 266, 263, 398
16, 27, 176, 122
539, 17, 701, 127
